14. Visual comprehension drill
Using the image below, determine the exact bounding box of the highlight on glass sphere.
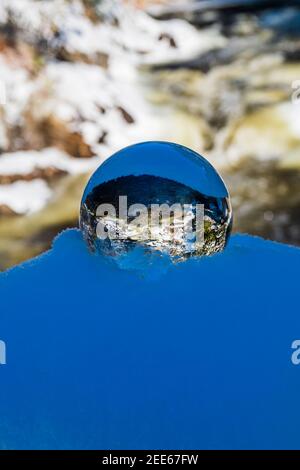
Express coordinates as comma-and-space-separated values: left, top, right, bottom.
80, 141, 232, 262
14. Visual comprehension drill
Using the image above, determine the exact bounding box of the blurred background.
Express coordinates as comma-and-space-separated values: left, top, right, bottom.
0, 0, 300, 270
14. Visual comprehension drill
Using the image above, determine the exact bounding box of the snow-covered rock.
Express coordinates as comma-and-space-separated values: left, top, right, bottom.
0, 0, 212, 215
0, 148, 100, 212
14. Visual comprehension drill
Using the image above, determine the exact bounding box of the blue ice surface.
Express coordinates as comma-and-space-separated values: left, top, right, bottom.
82, 142, 229, 199
0, 229, 300, 450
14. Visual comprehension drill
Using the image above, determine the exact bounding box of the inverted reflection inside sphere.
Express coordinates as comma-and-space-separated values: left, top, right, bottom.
80, 142, 232, 262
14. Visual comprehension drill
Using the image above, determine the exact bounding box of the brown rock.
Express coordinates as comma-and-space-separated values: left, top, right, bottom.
23, 115, 95, 158
0, 166, 67, 184
98, 130, 108, 144
117, 106, 135, 124
0, 204, 17, 217
158, 33, 177, 48
55, 47, 109, 69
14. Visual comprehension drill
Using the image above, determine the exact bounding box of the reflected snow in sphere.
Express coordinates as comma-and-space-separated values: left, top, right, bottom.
80, 142, 232, 263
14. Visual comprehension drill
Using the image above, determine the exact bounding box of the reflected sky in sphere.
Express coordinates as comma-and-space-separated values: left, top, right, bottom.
80, 142, 232, 264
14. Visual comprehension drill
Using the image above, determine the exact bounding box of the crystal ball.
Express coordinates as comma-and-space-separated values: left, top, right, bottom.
80, 142, 232, 262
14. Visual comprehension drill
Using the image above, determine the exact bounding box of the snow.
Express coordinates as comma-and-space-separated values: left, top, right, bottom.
36, 61, 163, 155
0, 229, 300, 449
0, 148, 100, 176
0, 57, 34, 144
0, 179, 52, 213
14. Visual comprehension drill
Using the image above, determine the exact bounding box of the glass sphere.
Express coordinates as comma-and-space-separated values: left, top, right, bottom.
80, 142, 232, 263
